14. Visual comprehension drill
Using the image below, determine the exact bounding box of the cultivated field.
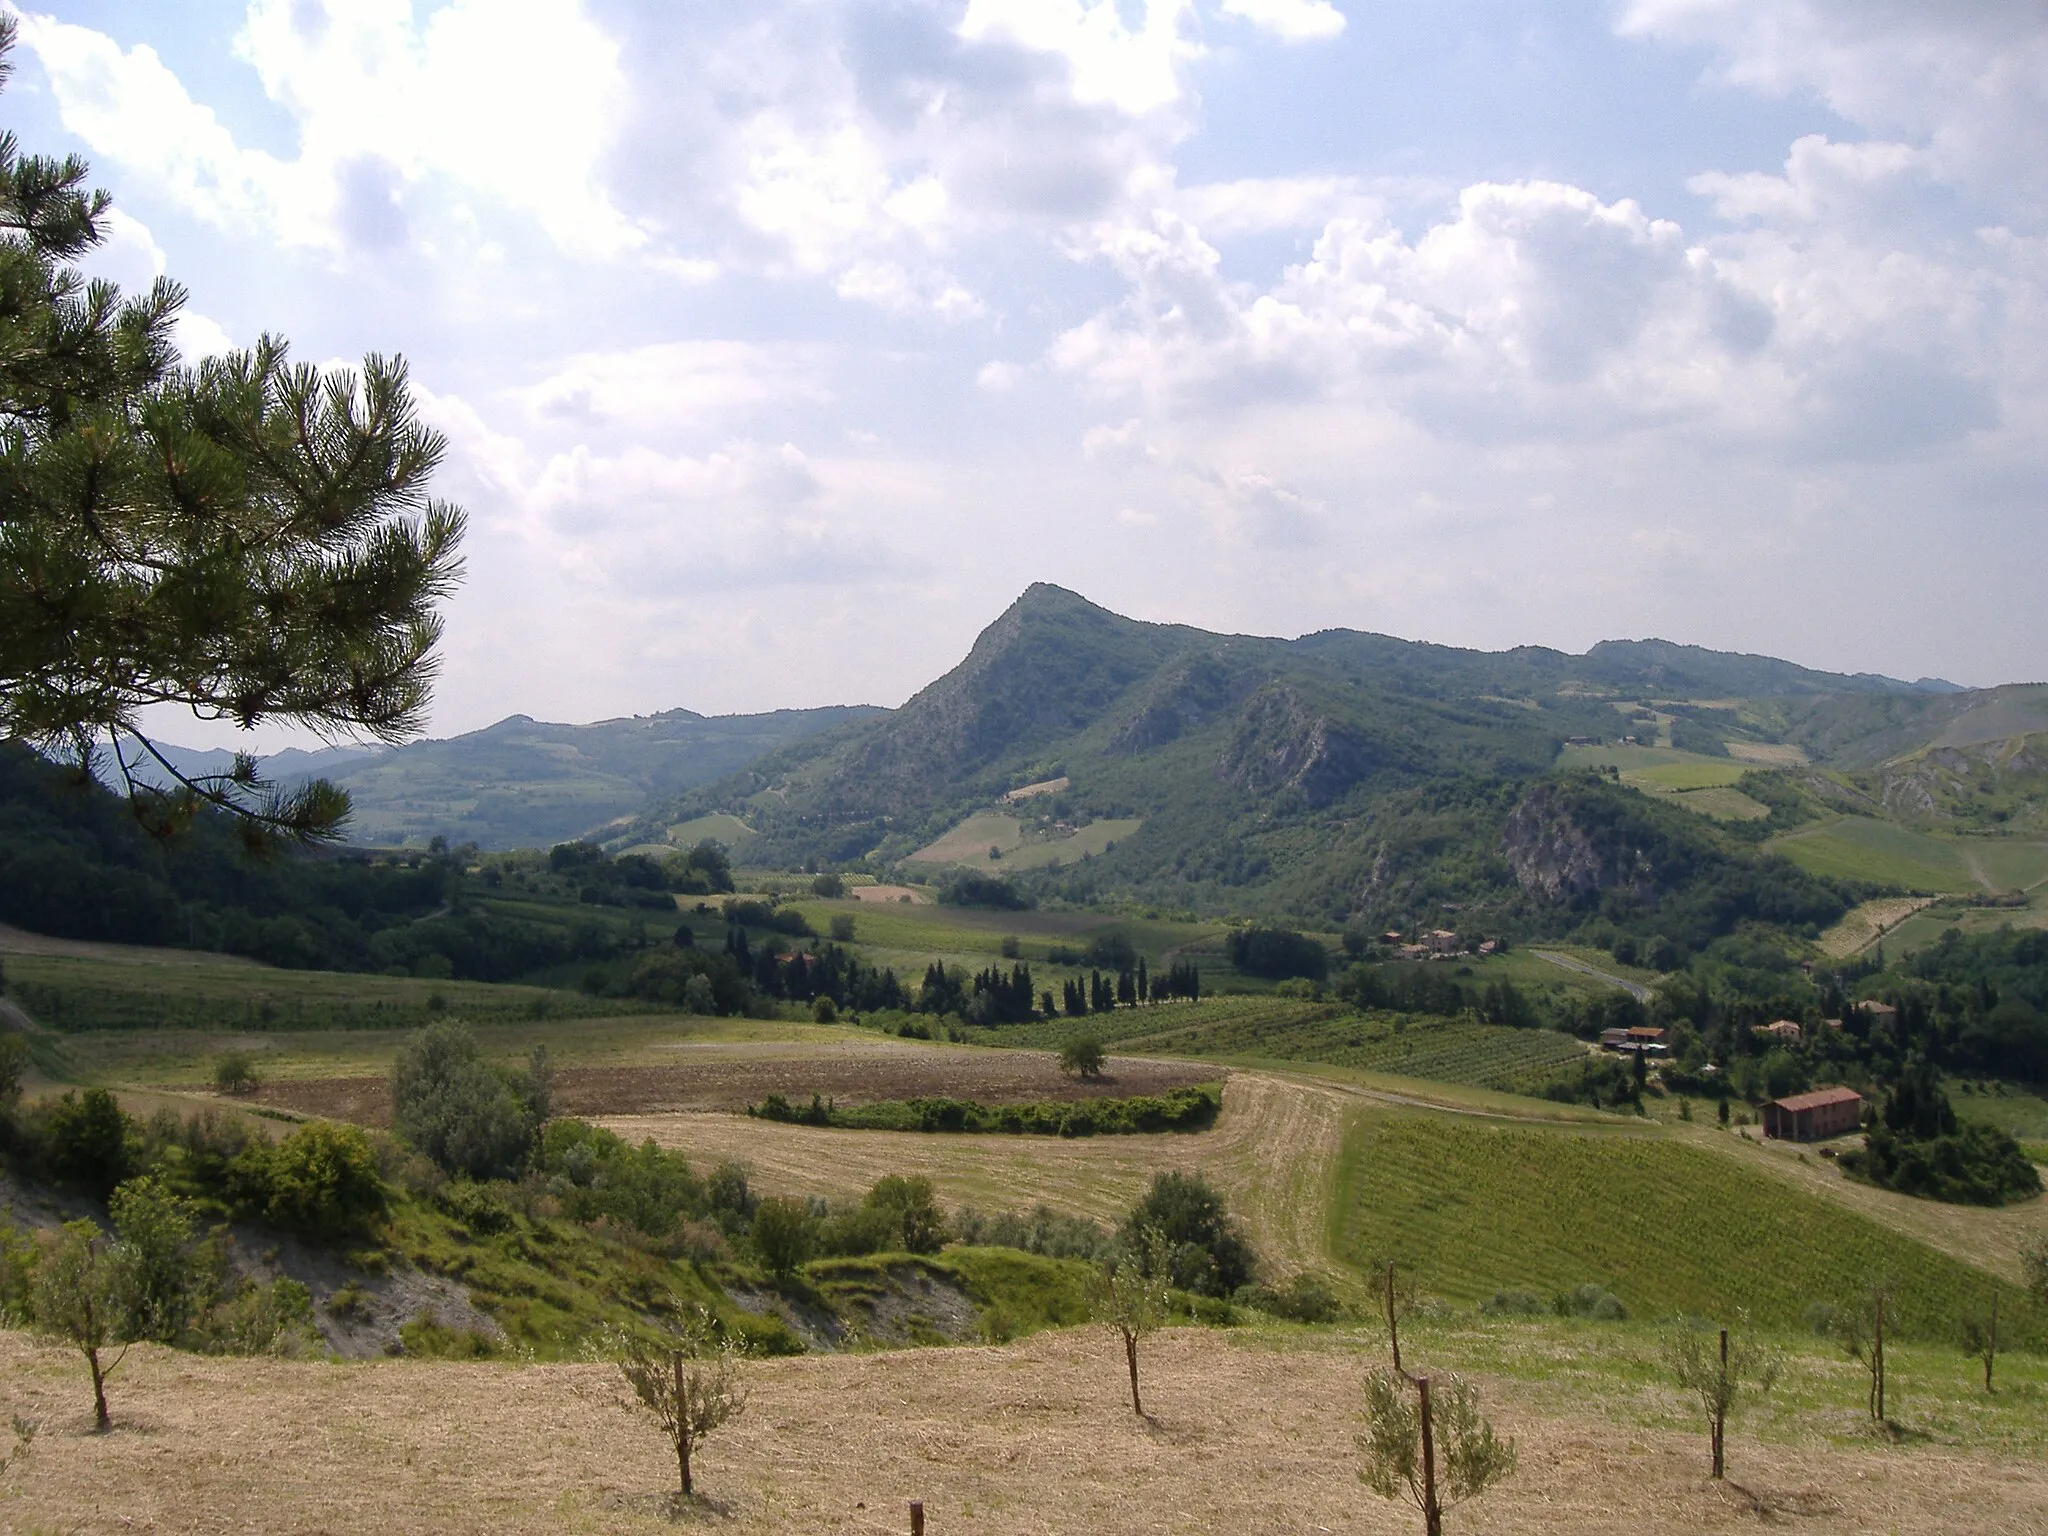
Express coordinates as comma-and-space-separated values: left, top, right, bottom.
1768, 817, 1982, 893
5, 1321, 2045, 1536
1815, 897, 1939, 958
904, 812, 1145, 873
247, 1038, 1221, 1126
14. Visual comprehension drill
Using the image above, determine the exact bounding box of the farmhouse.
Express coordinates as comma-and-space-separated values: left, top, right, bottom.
1426, 928, 1462, 957
1853, 1001, 1900, 1028
1762, 1085, 1864, 1142
1752, 1019, 1803, 1044
1600, 1025, 1669, 1055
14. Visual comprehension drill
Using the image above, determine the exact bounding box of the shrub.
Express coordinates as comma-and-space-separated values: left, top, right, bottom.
236, 1122, 387, 1241
0, 1032, 27, 1110
1250, 1272, 1342, 1323
107, 1176, 200, 1341
864, 1175, 947, 1255
213, 1052, 261, 1095
811, 873, 846, 898
810, 996, 838, 1024
192, 1278, 316, 1356
43, 1088, 136, 1199
828, 913, 856, 943
1479, 1288, 1546, 1317
953, 1204, 1111, 1262
938, 872, 1029, 910
1554, 1283, 1627, 1322
1121, 1171, 1255, 1296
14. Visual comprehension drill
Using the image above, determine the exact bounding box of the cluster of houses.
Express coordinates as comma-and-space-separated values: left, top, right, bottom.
1593, 1015, 1876, 1143
1382, 928, 1500, 962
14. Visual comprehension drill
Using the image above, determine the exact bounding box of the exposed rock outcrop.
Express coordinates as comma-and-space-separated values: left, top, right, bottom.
1217, 684, 1378, 807
1502, 781, 1656, 902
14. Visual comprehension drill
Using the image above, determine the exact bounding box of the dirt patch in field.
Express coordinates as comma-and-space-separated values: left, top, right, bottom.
849, 884, 930, 903
235, 1041, 1220, 1128
3, 1324, 2042, 1535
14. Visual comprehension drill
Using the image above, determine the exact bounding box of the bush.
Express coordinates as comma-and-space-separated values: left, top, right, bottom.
391, 1021, 546, 1180
1122, 1171, 1255, 1296
953, 1204, 1111, 1262
938, 872, 1029, 910
865, 1175, 946, 1254
1249, 1272, 1342, 1323
43, 1088, 136, 1198
1554, 1283, 1628, 1321
235, 1122, 387, 1241
829, 913, 856, 943
1480, 1288, 1546, 1317
192, 1278, 315, 1356
811, 873, 846, 898
0, 1032, 27, 1110
213, 1051, 260, 1095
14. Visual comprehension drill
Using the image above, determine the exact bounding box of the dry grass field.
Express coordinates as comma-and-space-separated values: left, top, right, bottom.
5, 1323, 2044, 1536
601, 1072, 1358, 1281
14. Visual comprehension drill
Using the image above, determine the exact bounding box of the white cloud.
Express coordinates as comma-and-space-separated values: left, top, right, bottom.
959, 0, 1201, 117
507, 341, 831, 437
1217, 0, 1345, 44
16, 0, 642, 257
976, 360, 1019, 392
1619, 0, 2048, 207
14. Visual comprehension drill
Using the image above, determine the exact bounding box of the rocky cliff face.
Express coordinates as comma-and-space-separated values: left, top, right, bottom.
1502, 781, 1656, 902
1216, 684, 1378, 807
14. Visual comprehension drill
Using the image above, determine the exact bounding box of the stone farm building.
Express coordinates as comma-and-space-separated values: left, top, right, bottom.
1762, 1085, 1864, 1142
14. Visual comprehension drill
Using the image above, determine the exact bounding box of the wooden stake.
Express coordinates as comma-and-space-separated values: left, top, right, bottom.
910, 1498, 925, 1536
1417, 1375, 1441, 1536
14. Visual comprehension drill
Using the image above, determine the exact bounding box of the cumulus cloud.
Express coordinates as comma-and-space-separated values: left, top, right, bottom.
15, 0, 642, 257
1217, 0, 1346, 44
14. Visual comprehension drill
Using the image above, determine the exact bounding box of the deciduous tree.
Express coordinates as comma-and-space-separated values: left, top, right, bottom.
1095, 1227, 1171, 1416
1358, 1367, 1516, 1536
1660, 1316, 1780, 1479
26, 1219, 141, 1431
607, 1308, 748, 1500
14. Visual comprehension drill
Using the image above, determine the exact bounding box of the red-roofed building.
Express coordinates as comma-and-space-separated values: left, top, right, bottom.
1762, 1086, 1864, 1142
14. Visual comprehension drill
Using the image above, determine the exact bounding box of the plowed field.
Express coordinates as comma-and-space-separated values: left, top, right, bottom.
239, 1039, 1219, 1127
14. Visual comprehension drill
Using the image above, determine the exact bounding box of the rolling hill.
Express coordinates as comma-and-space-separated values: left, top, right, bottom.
150, 705, 884, 850
626, 584, 2010, 934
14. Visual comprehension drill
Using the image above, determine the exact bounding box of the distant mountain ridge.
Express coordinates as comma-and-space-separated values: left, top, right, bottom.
151, 705, 885, 850
620, 585, 2013, 924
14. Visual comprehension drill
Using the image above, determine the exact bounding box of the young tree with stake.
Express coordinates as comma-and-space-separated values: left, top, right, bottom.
1660, 1316, 1781, 1479
1358, 1368, 1516, 1536
1960, 1286, 2000, 1395
1837, 1279, 1896, 1424
607, 1308, 748, 1501
1095, 1227, 1172, 1416
26, 1220, 142, 1432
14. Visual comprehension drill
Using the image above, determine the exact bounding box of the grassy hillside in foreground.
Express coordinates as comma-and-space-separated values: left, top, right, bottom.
1335, 1110, 2048, 1347
5, 1320, 2044, 1536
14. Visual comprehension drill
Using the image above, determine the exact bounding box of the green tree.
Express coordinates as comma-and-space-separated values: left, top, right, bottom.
1058, 1035, 1105, 1080
27, 1219, 142, 1431
246, 1121, 386, 1240
607, 1307, 747, 1500
106, 1175, 199, 1342
749, 1196, 815, 1280
0, 1031, 27, 1110
0, 19, 464, 844
1121, 1170, 1256, 1296
2023, 1235, 2048, 1307
1358, 1368, 1517, 1536
391, 1022, 542, 1180
864, 1175, 946, 1254
1661, 1317, 1781, 1479
44, 1087, 135, 1198
1095, 1227, 1171, 1416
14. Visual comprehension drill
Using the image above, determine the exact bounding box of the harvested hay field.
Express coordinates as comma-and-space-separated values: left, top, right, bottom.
601, 1073, 1353, 1279
4, 1324, 2041, 1536
239, 1039, 1221, 1128
850, 884, 930, 903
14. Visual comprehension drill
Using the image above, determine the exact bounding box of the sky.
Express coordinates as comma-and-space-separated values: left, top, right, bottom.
9, 0, 2046, 748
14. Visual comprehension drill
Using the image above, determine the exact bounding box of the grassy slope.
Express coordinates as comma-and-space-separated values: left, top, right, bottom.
2, 952, 656, 1035
1333, 1108, 2048, 1347
1766, 815, 1988, 891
